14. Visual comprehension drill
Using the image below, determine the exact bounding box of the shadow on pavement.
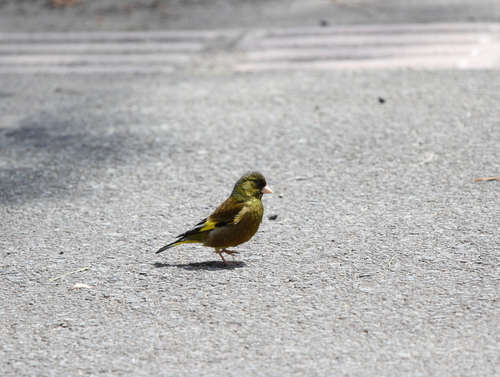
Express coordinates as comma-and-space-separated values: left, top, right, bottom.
0, 101, 160, 204
153, 261, 246, 270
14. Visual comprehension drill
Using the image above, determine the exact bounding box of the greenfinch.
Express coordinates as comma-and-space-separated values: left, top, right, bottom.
156, 171, 273, 264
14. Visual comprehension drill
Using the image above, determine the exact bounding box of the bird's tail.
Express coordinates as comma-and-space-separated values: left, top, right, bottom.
156, 239, 199, 254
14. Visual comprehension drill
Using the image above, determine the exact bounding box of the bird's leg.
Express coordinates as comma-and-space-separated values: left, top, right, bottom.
215, 249, 239, 265
216, 251, 227, 264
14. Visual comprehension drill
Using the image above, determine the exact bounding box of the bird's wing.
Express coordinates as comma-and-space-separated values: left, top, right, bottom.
178, 197, 246, 238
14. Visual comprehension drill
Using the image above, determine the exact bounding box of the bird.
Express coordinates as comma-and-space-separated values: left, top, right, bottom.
156, 171, 273, 264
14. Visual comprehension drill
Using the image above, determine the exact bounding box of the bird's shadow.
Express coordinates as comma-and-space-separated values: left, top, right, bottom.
153, 260, 246, 271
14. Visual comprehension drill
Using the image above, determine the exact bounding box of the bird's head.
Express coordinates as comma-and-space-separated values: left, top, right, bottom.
232, 171, 273, 200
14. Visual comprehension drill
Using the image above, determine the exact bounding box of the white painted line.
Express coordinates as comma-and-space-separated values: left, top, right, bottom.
0, 30, 235, 42
0, 42, 204, 54
0, 54, 190, 65
0, 65, 175, 74
463, 42, 500, 68
255, 33, 491, 48
235, 55, 498, 72
245, 44, 480, 61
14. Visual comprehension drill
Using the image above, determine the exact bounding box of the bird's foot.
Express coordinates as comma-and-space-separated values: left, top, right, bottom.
216, 249, 239, 266
221, 249, 239, 255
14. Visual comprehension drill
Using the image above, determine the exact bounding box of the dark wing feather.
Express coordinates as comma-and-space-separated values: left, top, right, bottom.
176, 196, 246, 238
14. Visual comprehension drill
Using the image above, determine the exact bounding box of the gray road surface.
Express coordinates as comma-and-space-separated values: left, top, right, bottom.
1, 1, 500, 376
1, 0, 500, 32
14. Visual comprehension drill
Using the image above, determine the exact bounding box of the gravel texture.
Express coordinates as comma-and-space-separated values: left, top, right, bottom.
1, 69, 500, 376
2, 1, 500, 376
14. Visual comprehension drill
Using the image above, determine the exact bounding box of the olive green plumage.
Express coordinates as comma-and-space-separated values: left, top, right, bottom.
156, 171, 273, 263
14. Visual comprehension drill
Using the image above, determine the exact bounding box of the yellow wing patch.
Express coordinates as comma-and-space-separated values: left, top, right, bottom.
197, 220, 219, 232
173, 240, 202, 247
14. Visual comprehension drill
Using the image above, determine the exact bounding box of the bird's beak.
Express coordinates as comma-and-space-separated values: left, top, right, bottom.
261, 185, 273, 194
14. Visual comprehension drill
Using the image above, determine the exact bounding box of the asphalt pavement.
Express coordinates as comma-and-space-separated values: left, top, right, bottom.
1, 1, 500, 376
